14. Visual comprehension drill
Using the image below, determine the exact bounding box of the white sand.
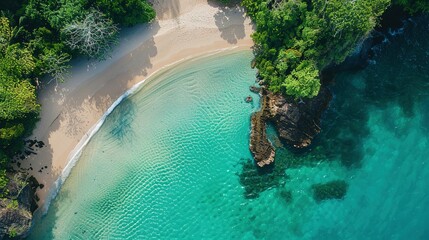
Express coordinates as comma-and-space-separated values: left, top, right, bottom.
19, 0, 254, 212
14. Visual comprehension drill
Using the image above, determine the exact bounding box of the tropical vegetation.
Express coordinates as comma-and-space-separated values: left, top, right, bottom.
242, 0, 391, 98
227, 0, 428, 99
1, 0, 428, 210
0, 0, 154, 199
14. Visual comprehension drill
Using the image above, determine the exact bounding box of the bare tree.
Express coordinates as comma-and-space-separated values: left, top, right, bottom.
11, 172, 28, 200
62, 9, 118, 60
41, 50, 71, 84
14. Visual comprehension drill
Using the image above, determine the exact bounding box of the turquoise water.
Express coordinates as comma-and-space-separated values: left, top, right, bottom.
30, 18, 429, 239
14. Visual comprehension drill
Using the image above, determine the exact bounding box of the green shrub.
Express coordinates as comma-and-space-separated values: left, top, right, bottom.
8, 226, 18, 238
6, 200, 19, 209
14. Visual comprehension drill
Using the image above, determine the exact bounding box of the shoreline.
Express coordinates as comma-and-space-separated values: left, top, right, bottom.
42, 47, 251, 215
19, 0, 254, 214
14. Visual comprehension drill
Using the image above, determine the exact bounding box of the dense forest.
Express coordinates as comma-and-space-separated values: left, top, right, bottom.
0, 0, 155, 203
238, 0, 429, 98
1, 0, 429, 226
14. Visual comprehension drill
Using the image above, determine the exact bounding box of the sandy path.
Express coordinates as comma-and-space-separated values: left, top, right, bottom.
18, 0, 254, 213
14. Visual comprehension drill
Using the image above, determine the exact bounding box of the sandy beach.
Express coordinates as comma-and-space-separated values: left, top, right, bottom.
19, 0, 254, 213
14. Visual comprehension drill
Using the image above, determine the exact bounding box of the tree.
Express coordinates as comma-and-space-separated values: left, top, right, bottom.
394, 0, 429, 14
40, 49, 71, 83
283, 61, 320, 99
10, 172, 29, 200
41, 0, 86, 30
62, 9, 118, 60
0, 74, 39, 120
0, 162, 8, 197
88, 0, 155, 26
0, 44, 35, 78
0, 17, 39, 158
0, 17, 12, 50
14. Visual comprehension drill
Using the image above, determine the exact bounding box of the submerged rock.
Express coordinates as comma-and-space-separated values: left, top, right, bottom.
312, 180, 348, 202
249, 86, 260, 94
249, 87, 332, 167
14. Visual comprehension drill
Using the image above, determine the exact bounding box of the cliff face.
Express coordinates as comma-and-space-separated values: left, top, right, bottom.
250, 87, 332, 167
0, 174, 38, 239
268, 87, 332, 148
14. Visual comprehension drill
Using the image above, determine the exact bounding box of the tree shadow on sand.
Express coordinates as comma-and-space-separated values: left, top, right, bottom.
56, 21, 160, 139
12, 19, 161, 218
149, 0, 181, 20
211, 2, 247, 44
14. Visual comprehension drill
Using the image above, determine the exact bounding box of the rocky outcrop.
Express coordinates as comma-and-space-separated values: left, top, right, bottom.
249, 5, 411, 169
268, 87, 332, 148
250, 87, 332, 167
249, 93, 275, 167
0, 173, 38, 239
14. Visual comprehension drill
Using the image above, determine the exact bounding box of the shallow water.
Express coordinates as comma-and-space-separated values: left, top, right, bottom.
30, 18, 429, 240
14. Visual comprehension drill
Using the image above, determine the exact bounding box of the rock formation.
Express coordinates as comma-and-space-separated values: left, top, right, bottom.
268, 87, 332, 148
249, 93, 276, 167
250, 87, 332, 167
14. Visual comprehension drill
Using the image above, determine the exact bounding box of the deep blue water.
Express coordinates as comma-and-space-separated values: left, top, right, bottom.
29, 17, 429, 240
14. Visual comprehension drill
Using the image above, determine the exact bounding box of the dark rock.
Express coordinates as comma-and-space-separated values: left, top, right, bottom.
268, 87, 332, 148
377, 5, 410, 32
251, 59, 256, 69
27, 140, 36, 148
245, 96, 253, 103
23, 150, 36, 156
249, 87, 332, 167
36, 141, 45, 148
249, 86, 260, 93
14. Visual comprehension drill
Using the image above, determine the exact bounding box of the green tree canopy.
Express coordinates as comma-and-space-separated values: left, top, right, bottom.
283, 61, 320, 99
87, 0, 155, 26
394, 0, 429, 14
0, 17, 39, 174
243, 0, 390, 99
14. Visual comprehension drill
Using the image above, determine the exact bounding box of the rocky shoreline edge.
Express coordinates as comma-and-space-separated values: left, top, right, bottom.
248, 5, 412, 168
249, 81, 332, 168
